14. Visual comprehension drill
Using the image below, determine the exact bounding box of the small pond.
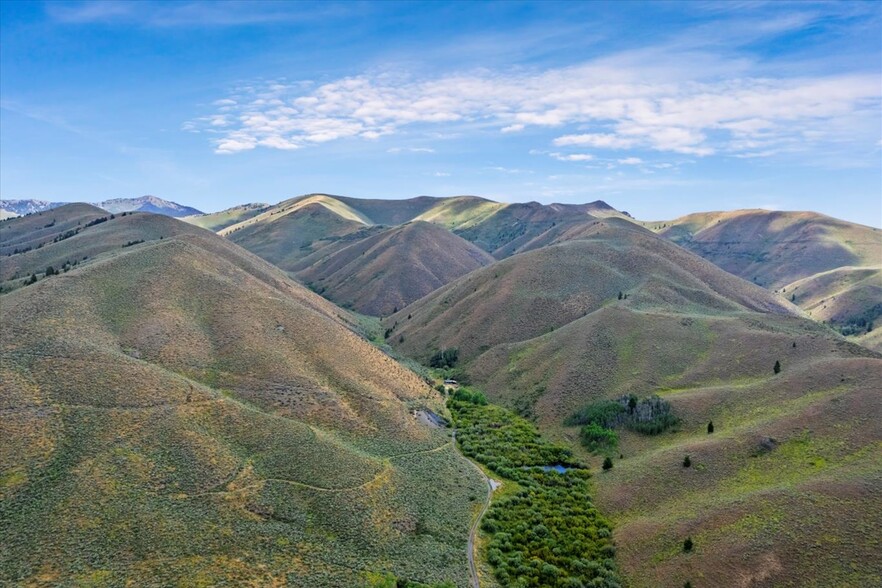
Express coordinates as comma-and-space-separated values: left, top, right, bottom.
523, 465, 572, 474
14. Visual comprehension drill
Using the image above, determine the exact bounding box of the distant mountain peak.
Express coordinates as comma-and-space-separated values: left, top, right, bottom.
96, 195, 203, 217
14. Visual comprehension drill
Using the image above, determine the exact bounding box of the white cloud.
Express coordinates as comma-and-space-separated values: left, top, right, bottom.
433, 171, 450, 177
550, 152, 594, 162
617, 157, 643, 165
387, 147, 435, 153
553, 134, 639, 149
189, 55, 881, 158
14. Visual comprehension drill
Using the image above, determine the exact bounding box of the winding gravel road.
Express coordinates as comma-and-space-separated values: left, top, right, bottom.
452, 429, 494, 588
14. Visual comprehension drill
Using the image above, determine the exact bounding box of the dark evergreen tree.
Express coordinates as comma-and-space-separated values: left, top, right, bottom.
602, 456, 613, 471
774, 360, 781, 374
707, 421, 714, 434
683, 536, 694, 552
683, 455, 692, 468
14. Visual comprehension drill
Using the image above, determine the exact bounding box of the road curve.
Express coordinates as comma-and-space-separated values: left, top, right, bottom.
452, 429, 493, 588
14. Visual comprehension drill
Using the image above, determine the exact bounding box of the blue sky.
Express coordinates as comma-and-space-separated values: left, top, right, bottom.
1, 1, 880, 225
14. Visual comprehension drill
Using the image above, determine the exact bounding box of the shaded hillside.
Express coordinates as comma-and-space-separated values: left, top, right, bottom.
298, 221, 495, 316
784, 266, 882, 332
0, 205, 204, 291
1, 221, 483, 586
182, 203, 269, 231
649, 209, 882, 341
386, 218, 882, 587
333, 195, 447, 226
97, 195, 203, 217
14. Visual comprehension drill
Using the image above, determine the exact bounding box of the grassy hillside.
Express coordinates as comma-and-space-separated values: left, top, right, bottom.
298, 221, 495, 316
386, 222, 797, 363
182, 203, 269, 231
783, 266, 882, 334
592, 352, 882, 588
649, 210, 880, 289
412, 196, 506, 229
221, 194, 374, 237
226, 200, 381, 273
385, 219, 882, 587
1, 205, 205, 292
647, 209, 882, 344
1, 222, 484, 586
0, 203, 107, 257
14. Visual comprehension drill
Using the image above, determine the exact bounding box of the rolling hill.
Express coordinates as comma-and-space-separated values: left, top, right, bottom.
384, 218, 882, 587
182, 202, 269, 231
0, 204, 203, 292
298, 221, 495, 316
648, 209, 882, 341
221, 194, 634, 318
0, 214, 484, 586
386, 220, 798, 364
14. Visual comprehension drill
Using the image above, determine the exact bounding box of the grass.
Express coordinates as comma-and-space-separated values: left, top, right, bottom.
1, 226, 486, 586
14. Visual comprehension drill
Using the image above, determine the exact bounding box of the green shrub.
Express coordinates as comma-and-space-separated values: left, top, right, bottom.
581, 423, 619, 453
450, 399, 620, 587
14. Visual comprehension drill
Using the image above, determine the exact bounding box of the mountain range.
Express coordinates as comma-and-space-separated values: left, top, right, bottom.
0, 196, 203, 219
2, 192, 880, 587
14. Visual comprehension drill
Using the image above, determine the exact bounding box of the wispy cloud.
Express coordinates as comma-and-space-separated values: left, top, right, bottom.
550, 153, 595, 162
387, 147, 435, 154
187, 44, 881, 160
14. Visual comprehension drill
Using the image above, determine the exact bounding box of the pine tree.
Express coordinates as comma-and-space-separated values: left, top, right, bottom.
774, 360, 781, 374
683, 455, 691, 468
602, 456, 613, 471
707, 421, 714, 434
618, 291, 623, 300
683, 537, 693, 552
